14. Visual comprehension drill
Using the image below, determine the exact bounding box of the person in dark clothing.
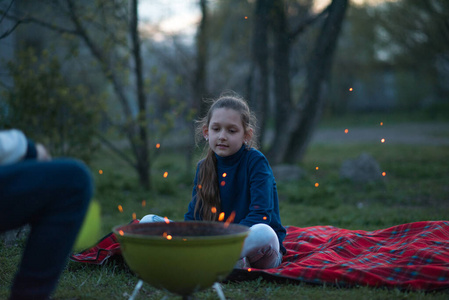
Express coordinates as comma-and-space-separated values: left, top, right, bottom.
0, 129, 92, 300
184, 93, 286, 269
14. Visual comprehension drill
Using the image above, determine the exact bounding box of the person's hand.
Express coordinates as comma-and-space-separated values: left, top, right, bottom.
36, 143, 52, 161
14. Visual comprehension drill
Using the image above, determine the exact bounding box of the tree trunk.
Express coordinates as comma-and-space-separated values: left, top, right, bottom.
248, 0, 272, 148
266, 0, 295, 162
130, 0, 150, 189
268, 0, 348, 164
284, 0, 348, 163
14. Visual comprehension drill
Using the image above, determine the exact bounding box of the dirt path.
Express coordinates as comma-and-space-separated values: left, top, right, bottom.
311, 122, 449, 146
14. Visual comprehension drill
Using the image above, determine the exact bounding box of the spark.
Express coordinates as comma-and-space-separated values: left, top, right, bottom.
98, 169, 103, 175
344, 128, 349, 134
166, 235, 172, 240
197, 184, 202, 189
211, 207, 217, 214
119, 230, 124, 236
164, 217, 170, 224
163, 171, 168, 178
156, 143, 161, 149
382, 172, 386, 177
224, 211, 236, 228
142, 200, 146, 207
132, 212, 137, 220
263, 216, 267, 220
248, 268, 252, 272
349, 87, 353, 92
118, 205, 124, 213
220, 181, 226, 186
380, 122, 384, 126
316, 166, 319, 170
218, 212, 225, 222
381, 138, 386, 143
222, 173, 227, 178
315, 183, 319, 187
244, 16, 248, 19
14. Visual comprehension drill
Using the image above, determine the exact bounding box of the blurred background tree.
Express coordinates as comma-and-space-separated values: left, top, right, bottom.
1, 0, 447, 189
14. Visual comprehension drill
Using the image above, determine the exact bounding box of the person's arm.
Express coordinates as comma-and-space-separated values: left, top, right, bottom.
239, 153, 275, 227
184, 163, 202, 221
0, 129, 51, 165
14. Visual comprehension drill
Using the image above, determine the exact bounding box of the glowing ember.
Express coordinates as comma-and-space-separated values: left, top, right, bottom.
244, 16, 248, 19
163, 171, 168, 178
132, 212, 137, 220
218, 212, 225, 222
263, 216, 267, 220
119, 230, 124, 236
248, 268, 252, 272
222, 173, 227, 178
344, 128, 349, 134
224, 211, 236, 228
156, 143, 161, 149
349, 87, 353, 92
118, 205, 124, 213
380, 122, 384, 126
166, 234, 173, 240
220, 181, 226, 186
98, 169, 103, 175
382, 172, 386, 177
164, 217, 170, 224
142, 200, 146, 207
381, 138, 386, 143
211, 207, 217, 214
315, 183, 319, 187
316, 166, 319, 170
197, 184, 202, 189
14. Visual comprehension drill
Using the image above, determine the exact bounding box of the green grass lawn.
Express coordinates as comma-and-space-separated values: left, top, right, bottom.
1, 119, 449, 299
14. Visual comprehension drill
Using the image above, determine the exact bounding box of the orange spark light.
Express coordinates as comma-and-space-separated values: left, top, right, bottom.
381, 138, 386, 143
220, 181, 226, 186
244, 16, 248, 19
156, 143, 161, 149
344, 128, 349, 134
222, 173, 227, 178
380, 122, 384, 126
119, 230, 124, 236
382, 172, 386, 177
142, 200, 146, 207
164, 217, 170, 224
315, 183, 319, 187
349, 87, 353, 92
163, 171, 168, 178
248, 268, 252, 272
197, 184, 202, 189
218, 212, 225, 222
316, 166, 319, 170
118, 205, 124, 213
211, 207, 217, 214
99, 169, 103, 175
132, 212, 137, 220
224, 211, 236, 228
166, 235, 173, 240
263, 216, 267, 220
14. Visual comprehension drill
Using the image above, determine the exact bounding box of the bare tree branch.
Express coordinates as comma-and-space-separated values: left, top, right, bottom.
289, 4, 330, 40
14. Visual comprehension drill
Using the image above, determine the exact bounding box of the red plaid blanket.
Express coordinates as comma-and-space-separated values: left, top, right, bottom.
70, 221, 449, 291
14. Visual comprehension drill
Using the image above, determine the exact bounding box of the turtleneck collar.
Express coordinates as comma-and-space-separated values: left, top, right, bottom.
215, 144, 246, 166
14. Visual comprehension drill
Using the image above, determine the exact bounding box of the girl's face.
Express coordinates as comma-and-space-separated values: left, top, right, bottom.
203, 108, 252, 157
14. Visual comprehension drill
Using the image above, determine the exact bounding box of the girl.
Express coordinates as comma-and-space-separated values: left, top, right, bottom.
142, 93, 286, 269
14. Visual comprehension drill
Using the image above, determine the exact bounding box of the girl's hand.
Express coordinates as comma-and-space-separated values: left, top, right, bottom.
36, 143, 52, 161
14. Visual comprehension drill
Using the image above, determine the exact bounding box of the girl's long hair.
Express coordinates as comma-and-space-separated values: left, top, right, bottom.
194, 92, 257, 221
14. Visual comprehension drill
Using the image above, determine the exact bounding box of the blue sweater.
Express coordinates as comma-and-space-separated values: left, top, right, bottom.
185, 145, 286, 254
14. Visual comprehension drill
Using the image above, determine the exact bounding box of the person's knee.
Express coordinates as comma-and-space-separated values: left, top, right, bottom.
244, 223, 279, 251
